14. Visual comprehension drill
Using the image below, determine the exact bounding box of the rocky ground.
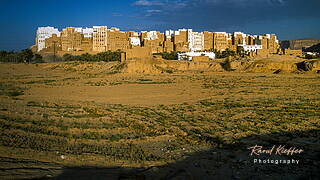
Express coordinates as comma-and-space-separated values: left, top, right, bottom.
0, 56, 319, 179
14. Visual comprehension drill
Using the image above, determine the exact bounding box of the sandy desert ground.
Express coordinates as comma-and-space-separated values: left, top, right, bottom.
0, 57, 319, 179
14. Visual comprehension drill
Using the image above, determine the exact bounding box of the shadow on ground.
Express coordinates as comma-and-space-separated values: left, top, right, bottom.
8, 129, 320, 180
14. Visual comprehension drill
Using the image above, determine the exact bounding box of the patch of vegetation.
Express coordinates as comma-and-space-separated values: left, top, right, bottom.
0, 49, 43, 63
164, 69, 174, 74
1, 95, 319, 163
0, 83, 25, 97
138, 79, 152, 82
153, 52, 179, 60
7, 91, 24, 97
86, 81, 109, 86
209, 48, 236, 59
109, 82, 123, 86
304, 54, 320, 59
25, 79, 57, 85
135, 81, 173, 84
62, 77, 80, 81
63, 50, 122, 62
1, 74, 319, 166
221, 57, 232, 71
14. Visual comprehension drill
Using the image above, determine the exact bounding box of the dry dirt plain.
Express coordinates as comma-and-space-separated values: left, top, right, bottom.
0, 59, 319, 179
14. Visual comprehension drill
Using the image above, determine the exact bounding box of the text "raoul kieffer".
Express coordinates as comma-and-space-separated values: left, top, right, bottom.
248, 145, 304, 156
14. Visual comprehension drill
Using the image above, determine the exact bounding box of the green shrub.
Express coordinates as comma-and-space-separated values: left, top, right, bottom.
154, 51, 178, 60
0, 49, 35, 63
62, 50, 122, 62
222, 57, 232, 71
304, 54, 318, 59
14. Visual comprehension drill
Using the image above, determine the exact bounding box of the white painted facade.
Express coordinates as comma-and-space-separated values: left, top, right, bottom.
129, 37, 141, 46
187, 29, 193, 51
74, 27, 94, 38
274, 35, 279, 44
265, 34, 271, 39
83, 28, 94, 38
238, 44, 262, 52
178, 51, 215, 61
144, 31, 158, 40
187, 29, 204, 52
192, 32, 204, 51
165, 30, 174, 39
36, 26, 60, 52
74, 27, 83, 33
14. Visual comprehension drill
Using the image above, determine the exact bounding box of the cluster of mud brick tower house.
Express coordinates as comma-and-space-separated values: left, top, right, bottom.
33, 26, 296, 60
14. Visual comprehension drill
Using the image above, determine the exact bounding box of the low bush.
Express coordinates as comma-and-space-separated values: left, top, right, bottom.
63, 50, 122, 62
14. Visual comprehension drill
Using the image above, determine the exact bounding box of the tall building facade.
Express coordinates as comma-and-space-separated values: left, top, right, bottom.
173, 29, 189, 52
203, 31, 214, 51
92, 26, 108, 52
142, 31, 164, 53
188, 30, 204, 51
213, 32, 229, 52
60, 27, 83, 51
36, 26, 60, 52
